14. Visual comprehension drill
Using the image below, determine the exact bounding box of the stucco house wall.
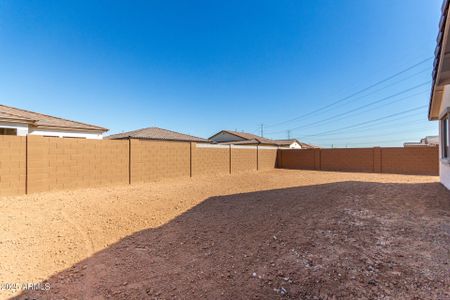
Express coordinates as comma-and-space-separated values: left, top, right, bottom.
28, 128, 104, 139
0, 121, 29, 136
0, 104, 107, 139
0, 122, 104, 139
439, 86, 450, 189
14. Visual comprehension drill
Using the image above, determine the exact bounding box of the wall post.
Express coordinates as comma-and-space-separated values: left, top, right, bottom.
229, 145, 232, 174
256, 145, 259, 171
189, 142, 193, 177
128, 138, 131, 184
314, 148, 322, 170
373, 147, 382, 173
25, 135, 28, 194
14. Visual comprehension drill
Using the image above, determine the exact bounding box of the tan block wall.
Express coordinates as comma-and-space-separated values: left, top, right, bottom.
257, 148, 278, 170
321, 148, 374, 172
191, 144, 230, 176
381, 147, 439, 175
130, 140, 190, 182
278, 147, 439, 176
231, 147, 257, 173
278, 149, 316, 170
27, 137, 128, 193
0, 136, 26, 196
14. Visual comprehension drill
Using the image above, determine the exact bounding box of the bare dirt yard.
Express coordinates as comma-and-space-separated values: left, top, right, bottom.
0, 169, 449, 299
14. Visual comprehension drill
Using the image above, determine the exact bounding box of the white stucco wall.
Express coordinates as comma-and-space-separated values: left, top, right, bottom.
0, 122, 104, 139
0, 121, 29, 136
439, 86, 450, 189
289, 142, 302, 149
29, 128, 103, 139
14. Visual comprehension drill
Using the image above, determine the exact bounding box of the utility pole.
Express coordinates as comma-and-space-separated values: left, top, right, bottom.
260, 124, 264, 137
287, 130, 291, 139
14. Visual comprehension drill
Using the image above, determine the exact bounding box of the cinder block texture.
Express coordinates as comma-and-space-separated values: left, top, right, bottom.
278, 147, 439, 176
321, 148, 374, 173
191, 144, 230, 176
278, 149, 316, 170
0, 136, 26, 195
231, 147, 257, 173
257, 149, 278, 170
130, 140, 190, 182
381, 147, 439, 175
27, 136, 128, 193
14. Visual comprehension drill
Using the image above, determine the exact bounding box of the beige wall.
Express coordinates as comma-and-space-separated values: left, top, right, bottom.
381, 147, 439, 176
439, 86, 450, 189
257, 148, 278, 170
27, 137, 129, 193
321, 148, 374, 173
191, 144, 230, 176
278, 147, 439, 176
130, 139, 190, 183
0, 136, 279, 196
231, 146, 257, 173
0, 136, 26, 196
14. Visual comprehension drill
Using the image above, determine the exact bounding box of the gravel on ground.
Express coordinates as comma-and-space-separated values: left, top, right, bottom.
0, 169, 449, 299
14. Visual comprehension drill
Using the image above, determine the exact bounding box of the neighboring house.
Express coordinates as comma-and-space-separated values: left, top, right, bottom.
403, 136, 440, 147
106, 127, 209, 143
0, 104, 107, 139
271, 139, 317, 149
429, 0, 450, 189
209, 130, 316, 148
209, 130, 280, 146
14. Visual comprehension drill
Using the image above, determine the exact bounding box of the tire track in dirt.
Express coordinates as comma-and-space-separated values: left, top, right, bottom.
60, 211, 95, 299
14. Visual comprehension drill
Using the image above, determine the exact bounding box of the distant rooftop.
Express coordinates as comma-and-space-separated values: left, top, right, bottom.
106, 127, 208, 142
0, 104, 108, 132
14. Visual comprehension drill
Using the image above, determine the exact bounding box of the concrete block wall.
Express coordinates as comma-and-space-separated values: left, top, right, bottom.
278, 148, 317, 170
321, 148, 374, 173
0, 136, 279, 195
381, 147, 439, 175
0, 136, 26, 196
27, 137, 129, 193
231, 146, 257, 173
257, 147, 278, 170
130, 139, 190, 183
278, 147, 439, 176
191, 143, 230, 176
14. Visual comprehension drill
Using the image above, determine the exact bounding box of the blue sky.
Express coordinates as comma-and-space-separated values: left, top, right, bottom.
0, 0, 442, 147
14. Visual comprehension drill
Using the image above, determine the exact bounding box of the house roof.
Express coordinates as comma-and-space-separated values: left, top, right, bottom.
429, 0, 450, 120
0, 104, 108, 132
218, 139, 276, 146
209, 130, 277, 145
209, 130, 317, 147
106, 127, 209, 142
271, 139, 318, 149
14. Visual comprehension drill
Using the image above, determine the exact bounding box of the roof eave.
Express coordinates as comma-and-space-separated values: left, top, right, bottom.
430, 0, 450, 121
31, 124, 108, 133
0, 117, 36, 125
109, 136, 209, 143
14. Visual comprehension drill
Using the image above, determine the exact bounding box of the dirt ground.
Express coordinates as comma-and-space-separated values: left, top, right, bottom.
0, 169, 449, 299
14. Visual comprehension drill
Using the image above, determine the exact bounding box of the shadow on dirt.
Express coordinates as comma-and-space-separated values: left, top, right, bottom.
14, 181, 450, 299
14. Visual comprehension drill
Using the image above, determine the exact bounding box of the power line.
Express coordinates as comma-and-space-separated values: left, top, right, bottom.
335, 138, 421, 147
266, 114, 427, 138
303, 125, 434, 141
277, 67, 431, 128
265, 82, 430, 135
299, 105, 428, 138
305, 118, 428, 139
263, 57, 433, 129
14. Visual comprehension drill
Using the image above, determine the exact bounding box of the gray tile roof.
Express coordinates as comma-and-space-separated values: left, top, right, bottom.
0, 104, 108, 132
106, 127, 208, 142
